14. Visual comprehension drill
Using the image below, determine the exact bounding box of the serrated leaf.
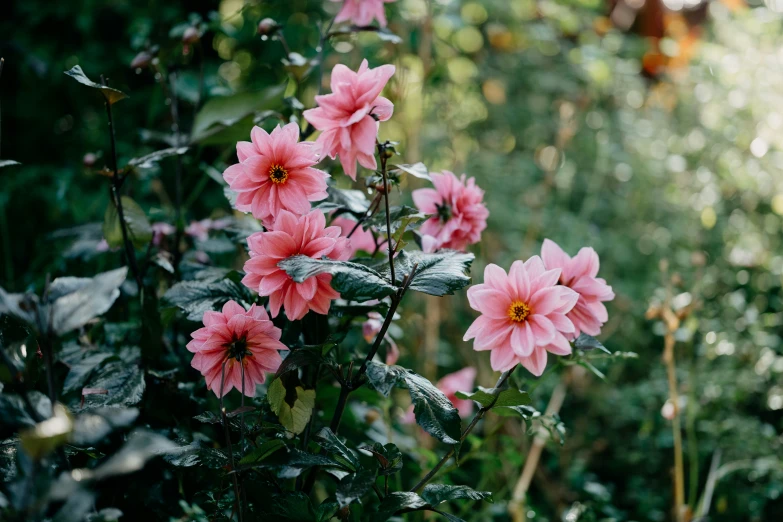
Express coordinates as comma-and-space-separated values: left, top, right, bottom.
49, 267, 128, 335
103, 196, 152, 250
126, 147, 189, 169
64, 66, 128, 104
76, 360, 145, 409
278, 255, 397, 302
238, 439, 286, 465
401, 370, 462, 445
315, 428, 359, 471
391, 250, 474, 296
392, 162, 430, 180
365, 361, 402, 397
161, 271, 253, 321
336, 469, 376, 508
360, 442, 403, 476
420, 484, 493, 505
373, 492, 428, 522
62, 352, 114, 394
574, 333, 610, 354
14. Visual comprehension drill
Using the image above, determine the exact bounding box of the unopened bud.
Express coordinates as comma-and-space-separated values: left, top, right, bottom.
83, 153, 97, 167
130, 51, 152, 69
182, 26, 200, 44
364, 409, 380, 424
258, 18, 279, 36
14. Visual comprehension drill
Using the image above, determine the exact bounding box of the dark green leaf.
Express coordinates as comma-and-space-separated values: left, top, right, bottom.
454, 388, 531, 408
315, 500, 340, 522
373, 492, 428, 522
49, 267, 128, 335
365, 361, 402, 397
574, 334, 610, 354
76, 361, 145, 409
161, 271, 253, 321
126, 147, 189, 169
367, 206, 428, 235
401, 370, 462, 445
190, 87, 285, 143
0, 391, 51, 429
316, 186, 370, 215
90, 430, 177, 480
336, 469, 376, 507
0, 287, 38, 324
238, 439, 286, 466
64, 66, 128, 104
315, 428, 359, 471
71, 408, 139, 446
276, 347, 325, 378
261, 491, 316, 522
278, 255, 397, 302
103, 196, 152, 250
420, 484, 493, 505
360, 442, 403, 475
164, 441, 229, 469
392, 250, 474, 296
63, 352, 114, 394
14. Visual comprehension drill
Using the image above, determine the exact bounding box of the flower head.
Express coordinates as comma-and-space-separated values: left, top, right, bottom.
413, 171, 489, 252
463, 257, 579, 376
303, 60, 395, 180
331, 0, 396, 27
223, 123, 328, 227
242, 210, 351, 320
541, 239, 615, 338
187, 300, 288, 397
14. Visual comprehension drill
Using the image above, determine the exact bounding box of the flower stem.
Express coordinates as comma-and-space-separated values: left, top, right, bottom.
377, 142, 395, 285
220, 362, 243, 522
410, 367, 517, 493
101, 76, 142, 289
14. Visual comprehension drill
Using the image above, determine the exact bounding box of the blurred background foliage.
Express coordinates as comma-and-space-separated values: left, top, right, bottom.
1, 0, 783, 521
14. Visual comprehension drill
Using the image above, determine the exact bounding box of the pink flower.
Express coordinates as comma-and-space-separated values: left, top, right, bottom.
413, 171, 489, 252
541, 239, 615, 337
185, 218, 231, 241
223, 123, 328, 227
303, 60, 395, 180
463, 257, 579, 376
242, 210, 351, 321
331, 215, 381, 256
152, 222, 175, 246
403, 367, 477, 423
187, 300, 288, 398
331, 0, 396, 27
362, 311, 399, 365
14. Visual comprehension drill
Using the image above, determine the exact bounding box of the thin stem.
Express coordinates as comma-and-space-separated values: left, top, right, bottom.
410, 367, 517, 492
329, 384, 352, 433
101, 76, 142, 288
664, 320, 686, 522
0, 57, 4, 158
377, 143, 395, 284
347, 194, 382, 239
168, 71, 184, 273
220, 362, 243, 522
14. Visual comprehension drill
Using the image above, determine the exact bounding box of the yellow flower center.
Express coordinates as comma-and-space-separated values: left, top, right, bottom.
269, 164, 289, 184
507, 300, 531, 323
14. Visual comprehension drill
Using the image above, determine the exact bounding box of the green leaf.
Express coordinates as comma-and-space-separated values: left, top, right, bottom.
86, 508, 123, 522
574, 333, 610, 354
360, 442, 403, 476
103, 196, 152, 250
315, 428, 359, 471
278, 255, 397, 302
62, 352, 114, 394
365, 361, 402, 397
392, 162, 430, 180
126, 147, 189, 169
161, 271, 253, 321
275, 347, 325, 378
89, 430, 177, 480
64, 66, 129, 104
392, 250, 474, 296
420, 484, 493, 505
238, 439, 286, 466
373, 492, 428, 522
367, 205, 428, 235
316, 186, 371, 215
20, 403, 73, 459
455, 388, 531, 408
0, 160, 21, 168
267, 379, 316, 435
336, 469, 376, 508
190, 86, 285, 143
315, 501, 340, 522
49, 267, 128, 335
261, 491, 317, 522
70, 408, 139, 446
0, 391, 51, 429
76, 359, 145, 409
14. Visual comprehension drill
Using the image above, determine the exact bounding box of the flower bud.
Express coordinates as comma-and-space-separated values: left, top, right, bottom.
130, 51, 152, 69
182, 27, 200, 44
257, 18, 279, 36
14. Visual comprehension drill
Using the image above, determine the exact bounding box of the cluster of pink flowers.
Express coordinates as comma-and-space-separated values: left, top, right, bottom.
464, 241, 614, 376
413, 171, 489, 253
331, 0, 396, 28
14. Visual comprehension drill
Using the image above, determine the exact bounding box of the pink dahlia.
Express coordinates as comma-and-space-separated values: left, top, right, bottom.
331, 215, 380, 256
412, 171, 489, 252
187, 300, 288, 397
331, 0, 396, 27
222, 123, 328, 227
541, 239, 615, 337
403, 367, 477, 423
303, 60, 395, 180
242, 210, 351, 321
463, 257, 579, 376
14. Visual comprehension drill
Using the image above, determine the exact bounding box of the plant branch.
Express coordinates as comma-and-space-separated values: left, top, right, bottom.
101, 76, 143, 288
377, 142, 395, 284
410, 366, 517, 493
220, 362, 244, 522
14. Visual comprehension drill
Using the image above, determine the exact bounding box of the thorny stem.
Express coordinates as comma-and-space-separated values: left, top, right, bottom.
409, 367, 517, 493
377, 142, 395, 284
101, 76, 143, 289
220, 362, 244, 522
